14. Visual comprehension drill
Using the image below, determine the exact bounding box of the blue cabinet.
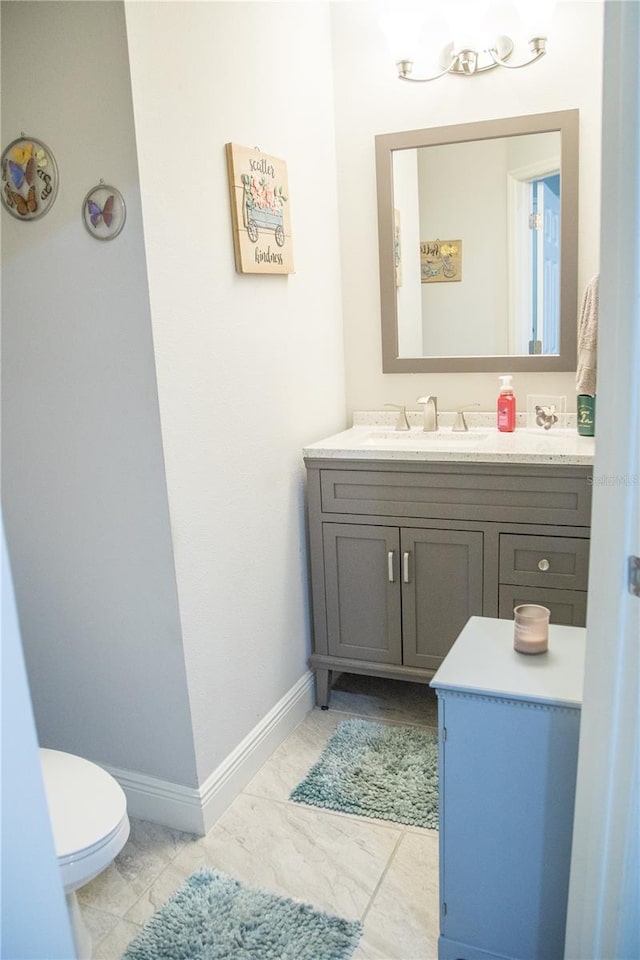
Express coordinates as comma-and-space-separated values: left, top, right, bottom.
432, 617, 585, 960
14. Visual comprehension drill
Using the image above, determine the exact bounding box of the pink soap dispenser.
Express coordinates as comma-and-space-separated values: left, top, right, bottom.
497, 375, 516, 432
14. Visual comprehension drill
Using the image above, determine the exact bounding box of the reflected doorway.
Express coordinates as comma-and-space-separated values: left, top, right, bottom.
508, 160, 561, 355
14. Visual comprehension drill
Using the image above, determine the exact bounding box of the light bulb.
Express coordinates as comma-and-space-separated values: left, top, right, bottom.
513, 0, 556, 38
378, 0, 428, 65
446, 0, 492, 52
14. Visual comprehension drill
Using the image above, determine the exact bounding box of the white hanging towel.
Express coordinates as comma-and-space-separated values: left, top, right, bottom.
576, 274, 599, 395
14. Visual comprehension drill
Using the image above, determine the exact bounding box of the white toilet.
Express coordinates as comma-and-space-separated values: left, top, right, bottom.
40, 748, 130, 959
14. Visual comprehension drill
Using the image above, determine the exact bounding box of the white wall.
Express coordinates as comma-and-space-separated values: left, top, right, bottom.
124, 0, 345, 783
1, 1, 198, 786
393, 149, 423, 355
418, 139, 509, 356
331, 0, 603, 414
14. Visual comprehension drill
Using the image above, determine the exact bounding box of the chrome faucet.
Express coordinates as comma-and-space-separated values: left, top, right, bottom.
452, 403, 480, 432
417, 395, 438, 432
385, 403, 411, 431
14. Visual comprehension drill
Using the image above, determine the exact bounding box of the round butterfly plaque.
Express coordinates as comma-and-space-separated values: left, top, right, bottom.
82, 183, 126, 240
1, 135, 59, 221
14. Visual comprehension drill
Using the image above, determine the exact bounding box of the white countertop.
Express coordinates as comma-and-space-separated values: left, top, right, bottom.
303, 412, 595, 465
431, 616, 585, 707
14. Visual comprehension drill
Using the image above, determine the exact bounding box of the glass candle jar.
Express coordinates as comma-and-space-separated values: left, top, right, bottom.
513, 604, 551, 654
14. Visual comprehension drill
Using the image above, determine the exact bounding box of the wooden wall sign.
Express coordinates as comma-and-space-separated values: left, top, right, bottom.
226, 143, 294, 275
420, 239, 462, 283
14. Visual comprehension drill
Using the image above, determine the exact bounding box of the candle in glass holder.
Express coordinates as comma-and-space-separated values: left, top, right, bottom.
513, 604, 550, 654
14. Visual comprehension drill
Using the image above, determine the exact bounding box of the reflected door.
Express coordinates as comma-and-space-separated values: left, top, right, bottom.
531, 175, 561, 354
541, 178, 561, 353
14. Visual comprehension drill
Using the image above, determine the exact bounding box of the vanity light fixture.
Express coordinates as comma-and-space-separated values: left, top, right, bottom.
389, 0, 554, 83
396, 34, 547, 81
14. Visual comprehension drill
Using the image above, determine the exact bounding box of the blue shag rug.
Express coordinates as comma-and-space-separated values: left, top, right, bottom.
290, 718, 438, 829
121, 868, 362, 960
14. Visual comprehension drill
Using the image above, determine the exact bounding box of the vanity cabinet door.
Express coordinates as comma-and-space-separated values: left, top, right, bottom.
401, 528, 484, 671
322, 523, 402, 665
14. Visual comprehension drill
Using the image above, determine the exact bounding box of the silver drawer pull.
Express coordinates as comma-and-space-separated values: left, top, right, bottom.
388, 551, 395, 582
403, 551, 410, 583
538, 558, 550, 572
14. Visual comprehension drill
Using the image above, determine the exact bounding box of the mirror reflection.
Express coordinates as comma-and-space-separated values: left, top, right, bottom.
394, 131, 561, 358
376, 110, 579, 374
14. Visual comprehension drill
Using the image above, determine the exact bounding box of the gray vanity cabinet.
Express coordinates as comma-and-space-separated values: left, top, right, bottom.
305, 458, 592, 708
323, 523, 483, 670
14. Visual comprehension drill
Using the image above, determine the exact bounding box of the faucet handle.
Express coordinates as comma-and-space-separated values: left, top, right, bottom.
385, 403, 411, 431
452, 403, 480, 432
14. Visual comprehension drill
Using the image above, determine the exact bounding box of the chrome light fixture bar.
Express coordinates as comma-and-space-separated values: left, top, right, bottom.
397, 34, 547, 82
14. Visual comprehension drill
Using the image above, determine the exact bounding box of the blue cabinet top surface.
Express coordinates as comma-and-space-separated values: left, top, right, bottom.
431, 616, 585, 707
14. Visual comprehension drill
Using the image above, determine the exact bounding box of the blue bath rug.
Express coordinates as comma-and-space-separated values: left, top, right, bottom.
121, 868, 362, 960
290, 718, 438, 829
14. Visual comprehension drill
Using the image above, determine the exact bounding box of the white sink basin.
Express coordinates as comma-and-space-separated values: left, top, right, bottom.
362, 429, 489, 446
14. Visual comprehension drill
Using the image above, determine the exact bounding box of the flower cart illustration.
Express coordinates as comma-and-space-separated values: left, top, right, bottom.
241, 173, 287, 247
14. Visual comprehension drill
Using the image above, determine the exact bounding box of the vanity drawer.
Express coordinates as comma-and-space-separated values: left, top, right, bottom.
320, 468, 592, 526
499, 534, 589, 590
499, 585, 587, 627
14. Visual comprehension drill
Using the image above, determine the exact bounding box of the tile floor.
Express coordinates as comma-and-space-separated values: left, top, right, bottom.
82, 674, 440, 960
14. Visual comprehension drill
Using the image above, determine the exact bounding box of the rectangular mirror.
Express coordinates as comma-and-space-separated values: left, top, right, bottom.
376, 110, 579, 373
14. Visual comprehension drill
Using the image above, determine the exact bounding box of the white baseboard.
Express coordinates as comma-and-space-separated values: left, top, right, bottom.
198, 669, 315, 833
103, 764, 206, 835
104, 670, 315, 836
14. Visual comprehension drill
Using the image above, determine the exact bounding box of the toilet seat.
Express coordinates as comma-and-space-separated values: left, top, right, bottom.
57, 814, 130, 892
40, 748, 130, 892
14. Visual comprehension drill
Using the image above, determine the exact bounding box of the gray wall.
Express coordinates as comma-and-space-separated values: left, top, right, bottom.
1, 1, 198, 786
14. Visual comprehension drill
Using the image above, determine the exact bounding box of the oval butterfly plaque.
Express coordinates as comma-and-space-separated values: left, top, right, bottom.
1, 136, 59, 221
82, 183, 126, 240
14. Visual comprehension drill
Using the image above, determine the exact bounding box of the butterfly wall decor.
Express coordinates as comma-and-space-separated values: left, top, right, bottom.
87, 194, 114, 228
82, 183, 125, 240
4, 184, 38, 216
1, 136, 58, 221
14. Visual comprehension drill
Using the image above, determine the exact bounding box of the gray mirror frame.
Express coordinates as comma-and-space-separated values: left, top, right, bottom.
376, 109, 579, 373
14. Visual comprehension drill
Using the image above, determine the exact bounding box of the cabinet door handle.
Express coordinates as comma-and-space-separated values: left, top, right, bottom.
403, 551, 411, 583
388, 551, 396, 582
538, 558, 550, 572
